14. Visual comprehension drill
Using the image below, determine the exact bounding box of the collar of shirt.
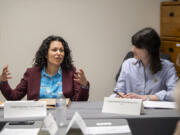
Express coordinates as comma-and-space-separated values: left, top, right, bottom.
41, 67, 62, 78
132, 58, 150, 70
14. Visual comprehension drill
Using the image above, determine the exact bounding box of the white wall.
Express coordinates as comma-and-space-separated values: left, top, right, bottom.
0, 0, 165, 101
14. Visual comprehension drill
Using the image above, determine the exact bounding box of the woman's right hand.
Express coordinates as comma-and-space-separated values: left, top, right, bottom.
115, 92, 126, 98
0, 65, 12, 82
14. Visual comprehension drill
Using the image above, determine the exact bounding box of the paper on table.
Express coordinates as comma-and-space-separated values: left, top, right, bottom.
143, 101, 176, 109
39, 98, 71, 108
86, 125, 131, 134
0, 101, 4, 109
0, 128, 40, 135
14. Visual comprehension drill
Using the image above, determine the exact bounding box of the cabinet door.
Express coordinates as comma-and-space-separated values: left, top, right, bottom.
161, 5, 180, 37
161, 40, 180, 77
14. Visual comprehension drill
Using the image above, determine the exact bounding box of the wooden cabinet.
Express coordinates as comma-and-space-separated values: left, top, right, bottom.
161, 1, 180, 77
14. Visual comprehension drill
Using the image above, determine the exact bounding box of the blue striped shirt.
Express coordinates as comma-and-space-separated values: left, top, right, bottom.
114, 58, 178, 101
39, 67, 62, 98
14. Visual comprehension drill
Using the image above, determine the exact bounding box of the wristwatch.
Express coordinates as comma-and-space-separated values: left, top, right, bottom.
146, 95, 150, 101
81, 84, 89, 89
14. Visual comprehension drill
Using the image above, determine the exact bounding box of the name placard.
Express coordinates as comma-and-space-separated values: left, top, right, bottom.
66, 112, 131, 134
44, 113, 58, 135
102, 97, 144, 115
65, 112, 87, 134
4, 101, 47, 119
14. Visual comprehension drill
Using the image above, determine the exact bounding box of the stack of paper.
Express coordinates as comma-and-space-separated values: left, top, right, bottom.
39, 98, 71, 109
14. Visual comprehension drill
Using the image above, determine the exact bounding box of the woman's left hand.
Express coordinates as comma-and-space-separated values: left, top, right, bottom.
125, 93, 146, 101
74, 69, 88, 87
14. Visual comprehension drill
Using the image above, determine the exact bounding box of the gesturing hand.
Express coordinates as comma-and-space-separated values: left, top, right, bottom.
0, 65, 12, 82
74, 69, 88, 87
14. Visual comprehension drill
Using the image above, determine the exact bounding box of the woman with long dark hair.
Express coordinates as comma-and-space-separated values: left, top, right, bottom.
0, 35, 89, 101
114, 28, 178, 101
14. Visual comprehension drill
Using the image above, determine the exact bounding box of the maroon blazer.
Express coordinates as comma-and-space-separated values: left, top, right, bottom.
0, 67, 89, 101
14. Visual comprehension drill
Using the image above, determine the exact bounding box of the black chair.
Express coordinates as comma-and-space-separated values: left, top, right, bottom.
0, 122, 6, 131
115, 51, 171, 81
127, 117, 178, 135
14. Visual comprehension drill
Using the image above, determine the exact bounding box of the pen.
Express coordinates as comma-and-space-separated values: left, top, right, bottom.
113, 91, 123, 97
113, 91, 121, 97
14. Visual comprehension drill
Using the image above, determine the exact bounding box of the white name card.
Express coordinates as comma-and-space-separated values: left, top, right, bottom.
102, 97, 144, 115
65, 112, 87, 134
44, 113, 58, 135
66, 112, 131, 134
4, 101, 47, 119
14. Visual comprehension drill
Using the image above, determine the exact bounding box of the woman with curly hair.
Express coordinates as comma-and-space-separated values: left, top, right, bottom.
0, 35, 89, 101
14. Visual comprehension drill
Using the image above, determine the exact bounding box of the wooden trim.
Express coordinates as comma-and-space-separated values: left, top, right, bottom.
161, 1, 180, 6
161, 37, 180, 42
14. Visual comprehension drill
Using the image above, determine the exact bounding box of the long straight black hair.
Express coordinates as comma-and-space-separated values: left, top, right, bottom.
131, 27, 162, 74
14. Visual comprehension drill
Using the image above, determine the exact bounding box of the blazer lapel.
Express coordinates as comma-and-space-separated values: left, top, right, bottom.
32, 67, 41, 100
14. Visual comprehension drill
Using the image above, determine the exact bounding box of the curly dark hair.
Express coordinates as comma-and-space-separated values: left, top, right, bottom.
131, 27, 162, 74
33, 35, 73, 71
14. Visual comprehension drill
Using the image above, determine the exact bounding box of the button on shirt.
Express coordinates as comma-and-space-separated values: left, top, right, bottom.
114, 58, 178, 101
39, 67, 62, 98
